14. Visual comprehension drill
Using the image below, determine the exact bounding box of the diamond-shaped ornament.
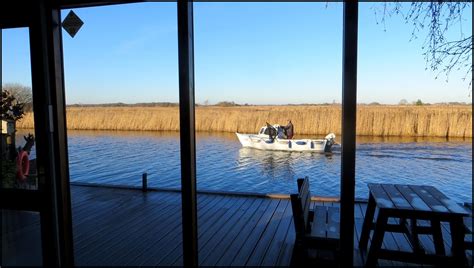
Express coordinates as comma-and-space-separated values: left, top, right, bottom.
62, 10, 83, 38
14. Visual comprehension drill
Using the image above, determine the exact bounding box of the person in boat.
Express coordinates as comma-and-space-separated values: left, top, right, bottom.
277, 125, 286, 139
283, 120, 294, 139
266, 122, 277, 142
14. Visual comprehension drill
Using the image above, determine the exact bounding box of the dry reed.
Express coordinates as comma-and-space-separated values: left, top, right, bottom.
16, 105, 472, 138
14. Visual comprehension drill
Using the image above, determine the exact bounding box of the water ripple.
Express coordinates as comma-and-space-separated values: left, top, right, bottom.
16, 130, 472, 203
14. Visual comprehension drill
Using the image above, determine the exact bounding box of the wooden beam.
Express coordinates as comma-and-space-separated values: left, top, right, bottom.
29, 1, 56, 265
0, 2, 31, 28
48, 5, 76, 267
0, 189, 44, 211
29, 0, 75, 266
340, 1, 358, 267
177, 0, 198, 266
57, 0, 143, 9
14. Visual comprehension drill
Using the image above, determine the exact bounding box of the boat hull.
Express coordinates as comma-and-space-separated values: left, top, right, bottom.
236, 132, 334, 152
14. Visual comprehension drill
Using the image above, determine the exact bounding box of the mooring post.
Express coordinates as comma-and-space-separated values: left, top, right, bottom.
142, 173, 148, 192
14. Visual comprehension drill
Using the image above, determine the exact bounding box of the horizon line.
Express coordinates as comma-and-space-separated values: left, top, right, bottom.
65, 101, 472, 107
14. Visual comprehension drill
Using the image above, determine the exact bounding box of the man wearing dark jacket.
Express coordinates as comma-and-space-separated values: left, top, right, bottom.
284, 120, 294, 139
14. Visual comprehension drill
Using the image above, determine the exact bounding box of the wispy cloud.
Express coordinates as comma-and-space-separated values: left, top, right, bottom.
114, 24, 177, 54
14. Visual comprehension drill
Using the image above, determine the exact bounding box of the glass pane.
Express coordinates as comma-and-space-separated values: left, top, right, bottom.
60, 3, 181, 265
193, 3, 343, 266
2, 28, 38, 190
1, 210, 42, 265
356, 2, 472, 204
194, 2, 343, 197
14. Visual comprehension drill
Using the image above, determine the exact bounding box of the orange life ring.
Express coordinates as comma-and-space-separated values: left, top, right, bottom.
16, 150, 30, 181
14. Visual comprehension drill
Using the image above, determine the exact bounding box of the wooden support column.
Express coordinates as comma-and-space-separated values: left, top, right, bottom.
340, 1, 358, 267
29, 0, 74, 266
177, 0, 198, 266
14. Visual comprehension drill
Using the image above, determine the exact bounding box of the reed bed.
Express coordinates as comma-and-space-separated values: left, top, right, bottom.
16, 105, 472, 138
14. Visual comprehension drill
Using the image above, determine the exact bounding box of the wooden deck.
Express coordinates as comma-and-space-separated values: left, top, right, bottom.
2, 184, 472, 266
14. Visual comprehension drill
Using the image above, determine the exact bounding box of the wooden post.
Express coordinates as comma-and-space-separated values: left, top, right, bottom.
177, 0, 198, 266
142, 173, 148, 192
341, 1, 358, 267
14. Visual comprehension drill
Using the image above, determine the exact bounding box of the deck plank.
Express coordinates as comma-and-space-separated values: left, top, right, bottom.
165, 195, 244, 265
171, 196, 249, 266
76, 192, 178, 265
2, 185, 472, 267
196, 197, 256, 265
116, 194, 214, 265
276, 217, 295, 266
99, 199, 182, 265
215, 198, 275, 266
230, 199, 281, 266
109, 194, 214, 265
200, 197, 265, 266
245, 200, 289, 266
74, 193, 166, 262
261, 199, 294, 266
151, 195, 234, 266
72, 189, 147, 228
133, 194, 223, 266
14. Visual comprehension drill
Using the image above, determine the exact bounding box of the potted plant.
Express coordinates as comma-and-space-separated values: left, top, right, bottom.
1, 89, 26, 188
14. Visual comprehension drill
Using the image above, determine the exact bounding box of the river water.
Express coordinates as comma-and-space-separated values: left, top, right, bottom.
17, 130, 472, 203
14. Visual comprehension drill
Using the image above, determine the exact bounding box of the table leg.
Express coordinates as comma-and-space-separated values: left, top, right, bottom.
430, 219, 445, 255
449, 217, 466, 266
359, 194, 376, 250
365, 210, 388, 267
399, 217, 406, 227
409, 218, 424, 254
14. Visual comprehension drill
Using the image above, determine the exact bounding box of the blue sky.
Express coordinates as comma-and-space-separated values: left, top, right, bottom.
2, 2, 472, 105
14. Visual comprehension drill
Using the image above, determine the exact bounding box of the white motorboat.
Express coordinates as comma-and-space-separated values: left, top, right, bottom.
236, 124, 337, 152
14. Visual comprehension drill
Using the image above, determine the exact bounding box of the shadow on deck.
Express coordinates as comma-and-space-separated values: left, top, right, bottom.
2, 184, 472, 266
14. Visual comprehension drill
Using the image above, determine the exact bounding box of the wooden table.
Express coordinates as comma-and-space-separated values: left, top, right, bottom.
359, 183, 469, 266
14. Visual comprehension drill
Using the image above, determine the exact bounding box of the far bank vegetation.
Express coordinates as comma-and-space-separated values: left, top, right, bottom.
16, 105, 472, 138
